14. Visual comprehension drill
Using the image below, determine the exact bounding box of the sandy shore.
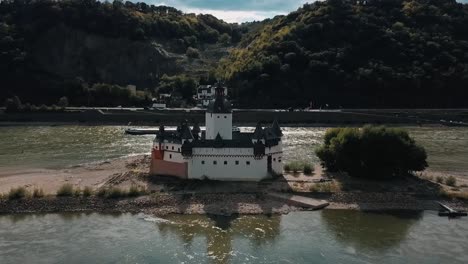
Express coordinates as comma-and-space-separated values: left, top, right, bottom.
1, 155, 468, 215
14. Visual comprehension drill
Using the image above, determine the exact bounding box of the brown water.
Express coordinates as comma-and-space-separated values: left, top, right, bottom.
0, 211, 467, 264
1, 125, 466, 174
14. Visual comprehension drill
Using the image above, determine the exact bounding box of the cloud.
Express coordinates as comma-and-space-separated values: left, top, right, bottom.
143, 0, 312, 22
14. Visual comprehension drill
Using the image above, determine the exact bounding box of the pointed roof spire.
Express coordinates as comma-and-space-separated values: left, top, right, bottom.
180, 123, 194, 140
252, 122, 264, 140
214, 133, 223, 148
272, 119, 282, 137
192, 122, 201, 134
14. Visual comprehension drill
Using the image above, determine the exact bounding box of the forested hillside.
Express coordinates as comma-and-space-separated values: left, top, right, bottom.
0, 0, 243, 106
2, 0, 468, 108
218, 0, 468, 108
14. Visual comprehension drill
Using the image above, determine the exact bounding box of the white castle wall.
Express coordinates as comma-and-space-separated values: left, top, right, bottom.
154, 142, 184, 162
188, 147, 269, 181
205, 113, 232, 140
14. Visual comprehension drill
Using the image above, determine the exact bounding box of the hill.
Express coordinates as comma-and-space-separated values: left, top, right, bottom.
0, 0, 245, 106
217, 0, 468, 108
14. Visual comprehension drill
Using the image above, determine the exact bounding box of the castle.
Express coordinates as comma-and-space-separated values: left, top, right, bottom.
150, 85, 283, 181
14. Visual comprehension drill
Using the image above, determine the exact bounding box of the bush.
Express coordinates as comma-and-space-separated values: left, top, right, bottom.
32, 188, 44, 198
8, 187, 29, 200
73, 188, 81, 197
303, 164, 313, 175
186, 47, 200, 58
309, 182, 341, 193
96, 188, 107, 197
445, 176, 457, 187
106, 187, 126, 199
83, 186, 93, 197
56, 184, 74, 197
128, 185, 145, 197
284, 164, 291, 172
436, 176, 444, 183
316, 126, 427, 179
58, 96, 69, 108
4, 96, 23, 113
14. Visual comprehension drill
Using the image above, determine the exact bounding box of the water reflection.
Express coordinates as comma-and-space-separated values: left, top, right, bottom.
321, 210, 422, 252
157, 214, 281, 264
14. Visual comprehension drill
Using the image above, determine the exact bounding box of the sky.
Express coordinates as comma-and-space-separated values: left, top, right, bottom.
136, 0, 312, 23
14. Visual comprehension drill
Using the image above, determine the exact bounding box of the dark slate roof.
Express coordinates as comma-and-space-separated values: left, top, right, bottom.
252, 122, 264, 140
180, 124, 194, 140
272, 119, 283, 137
192, 123, 201, 133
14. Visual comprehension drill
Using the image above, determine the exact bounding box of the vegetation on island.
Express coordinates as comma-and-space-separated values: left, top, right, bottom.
316, 126, 428, 179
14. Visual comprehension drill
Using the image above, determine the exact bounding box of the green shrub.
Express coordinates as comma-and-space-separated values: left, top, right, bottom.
106, 187, 127, 199
73, 188, 81, 197
32, 188, 44, 198
316, 126, 427, 179
56, 184, 74, 197
83, 186, 93, 197
303, 164, 313, 175
283, 164, 291, 172
96, 188, 107, 197
309, 182, 341, 193
445, 176, 457, 187
186, 47, 200, 58
128, 185, 145, 197
8, 187, 29, 200
436, 176, 444, 183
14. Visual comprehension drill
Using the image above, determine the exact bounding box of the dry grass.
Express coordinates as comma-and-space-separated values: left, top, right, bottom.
83, 186, 93, 197
56, 184, 74, 197
439, 189, 468, 200
8, 187, 29, 200
32, 188, 45, 198
445, 176, 457, 187
309, 181, 341, 193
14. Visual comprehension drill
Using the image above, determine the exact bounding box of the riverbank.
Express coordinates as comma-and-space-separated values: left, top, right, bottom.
1, 155, 468, 215
1, 108, 467, 125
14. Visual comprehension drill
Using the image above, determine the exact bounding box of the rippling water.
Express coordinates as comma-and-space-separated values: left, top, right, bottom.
0, 125, 467, 173
0, 211, 467, 264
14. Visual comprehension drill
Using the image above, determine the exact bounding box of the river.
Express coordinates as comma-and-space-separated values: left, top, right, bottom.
0, 210, 467, 263
0, 125, 467, 174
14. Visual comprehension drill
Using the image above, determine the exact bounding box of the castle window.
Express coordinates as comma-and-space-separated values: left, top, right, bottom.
273, 158, 276, 162
235, 161, 239, 165
178, 148, 180, 152
217, 116, 220, 118
172, 146, 174, 150
246, 161, 250, 165
155, 146, 158, 149
224, 116, 227, 118
166, 146, 168, 149
169, 154, 172, 159
279, 159, 282, 163
201, 161, 205, 164
213, 161, 217, 165
224, 161, 227, 165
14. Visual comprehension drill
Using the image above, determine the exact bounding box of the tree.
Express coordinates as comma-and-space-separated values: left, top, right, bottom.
4, 96, 22, 113
218, 33, 231, 46
186, 47, 200, 58
315, 126, 427, 179
58, 96, 69, 108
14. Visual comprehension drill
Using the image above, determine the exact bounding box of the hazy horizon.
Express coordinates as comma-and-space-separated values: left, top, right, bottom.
130, 0, 312, 23
129, 0, 468, 23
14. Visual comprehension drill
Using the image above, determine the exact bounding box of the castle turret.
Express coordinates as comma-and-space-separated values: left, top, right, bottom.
205, 83, 232, 140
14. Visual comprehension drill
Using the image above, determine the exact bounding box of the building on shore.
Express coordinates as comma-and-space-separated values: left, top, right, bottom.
196, 84, 228, 107
150, 84, 283, 181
